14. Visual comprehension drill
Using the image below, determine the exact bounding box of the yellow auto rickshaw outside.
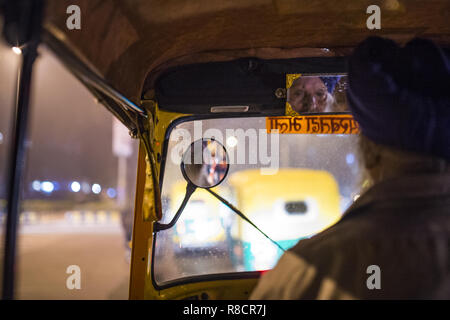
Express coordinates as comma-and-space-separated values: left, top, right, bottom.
226, 169, 341, 271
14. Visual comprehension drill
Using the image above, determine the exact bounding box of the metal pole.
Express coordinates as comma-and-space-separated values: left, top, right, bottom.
43, 31, 147, 118
2, 43, 39, 300
117, 156, 127, 209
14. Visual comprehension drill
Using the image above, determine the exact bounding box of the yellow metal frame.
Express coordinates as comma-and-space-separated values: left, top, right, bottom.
129, 102, 259, 299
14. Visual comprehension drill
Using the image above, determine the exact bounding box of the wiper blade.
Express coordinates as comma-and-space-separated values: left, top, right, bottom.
205, 188, 286, 253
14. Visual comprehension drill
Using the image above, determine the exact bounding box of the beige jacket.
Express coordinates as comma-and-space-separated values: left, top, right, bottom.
250, 173, 450, 299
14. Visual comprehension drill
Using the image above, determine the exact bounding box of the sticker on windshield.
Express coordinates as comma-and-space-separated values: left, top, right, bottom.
266, 115, 360, 134
286, 74, 349, 116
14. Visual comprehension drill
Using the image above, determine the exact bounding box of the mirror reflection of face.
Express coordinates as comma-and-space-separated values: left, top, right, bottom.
288, 77, 328, 113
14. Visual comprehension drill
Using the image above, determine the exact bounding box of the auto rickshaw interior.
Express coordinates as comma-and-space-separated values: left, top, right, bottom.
1, 0, 448, 302
133, 56, 364, 299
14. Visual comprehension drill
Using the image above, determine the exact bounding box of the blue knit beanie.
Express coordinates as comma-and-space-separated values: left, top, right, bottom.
347, 37, 450, 160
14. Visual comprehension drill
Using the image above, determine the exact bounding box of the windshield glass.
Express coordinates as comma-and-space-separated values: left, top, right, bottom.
154, 114, 365, 286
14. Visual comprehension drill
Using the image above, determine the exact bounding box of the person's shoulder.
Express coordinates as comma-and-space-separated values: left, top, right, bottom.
250, 238, 359, 299
249, 251, 319, 299
292, 211, 370, 250
286, 205, 385, 270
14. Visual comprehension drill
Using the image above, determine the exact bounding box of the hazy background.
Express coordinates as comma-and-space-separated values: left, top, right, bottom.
0, 33, 138, 299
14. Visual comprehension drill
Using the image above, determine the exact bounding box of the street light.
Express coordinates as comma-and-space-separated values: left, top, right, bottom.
107, 188, 117, 198
12, 47, 22, 55
70, 181, 81, 193
41, 181, 54, 193
92, 183, 101, 194
31, 180, 41, 191
226, 136, 238, 148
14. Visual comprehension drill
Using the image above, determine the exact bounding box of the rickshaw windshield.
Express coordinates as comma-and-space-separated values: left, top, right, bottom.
154, 114, 366, 286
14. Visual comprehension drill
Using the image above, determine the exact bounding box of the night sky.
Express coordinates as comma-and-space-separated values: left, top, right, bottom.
0, 39, 138, 200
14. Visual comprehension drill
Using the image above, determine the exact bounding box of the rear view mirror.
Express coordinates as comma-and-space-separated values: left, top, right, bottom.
181, 138, 230, 189
286, 74, 349, 115
154, 138, 229, 231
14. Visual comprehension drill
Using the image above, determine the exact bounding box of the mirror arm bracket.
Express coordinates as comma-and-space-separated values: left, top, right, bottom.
154, 183, 197, 232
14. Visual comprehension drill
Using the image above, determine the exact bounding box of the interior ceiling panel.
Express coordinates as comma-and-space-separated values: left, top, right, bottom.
44, 0, 450, 104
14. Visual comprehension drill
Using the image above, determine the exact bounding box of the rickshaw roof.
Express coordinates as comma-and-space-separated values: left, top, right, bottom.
44, 0, 450, 105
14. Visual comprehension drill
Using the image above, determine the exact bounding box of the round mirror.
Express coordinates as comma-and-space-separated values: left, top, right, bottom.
181, 138, 230, 188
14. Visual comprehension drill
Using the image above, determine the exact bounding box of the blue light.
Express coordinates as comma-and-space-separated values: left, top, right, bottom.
346, 153, 355, 165
53, 181, 61, 191
41, 181, 54, 193
32, 180, 41, 191
107, 188, 117, 198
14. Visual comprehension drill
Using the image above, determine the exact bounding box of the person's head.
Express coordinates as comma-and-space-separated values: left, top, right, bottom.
347, 37, 450, 183
287, 77, 329, 113
358, 134, 449, 185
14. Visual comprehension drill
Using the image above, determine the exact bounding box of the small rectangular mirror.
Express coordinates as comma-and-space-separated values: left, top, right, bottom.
286, 74, 348, 115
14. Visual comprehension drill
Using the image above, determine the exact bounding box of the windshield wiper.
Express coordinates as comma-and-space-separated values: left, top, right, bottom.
205, 188, 286, 253
154, 182, 285, 253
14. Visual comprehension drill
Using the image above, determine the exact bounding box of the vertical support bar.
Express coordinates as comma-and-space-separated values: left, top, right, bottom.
1, 43, 39, 300
129, 142, 151, 299
1, 0, 45, 300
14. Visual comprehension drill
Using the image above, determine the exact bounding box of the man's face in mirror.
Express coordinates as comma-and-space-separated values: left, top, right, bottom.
287, 77, 328, 113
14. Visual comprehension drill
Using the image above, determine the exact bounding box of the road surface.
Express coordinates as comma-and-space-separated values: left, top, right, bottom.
8, 210, 130, 300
